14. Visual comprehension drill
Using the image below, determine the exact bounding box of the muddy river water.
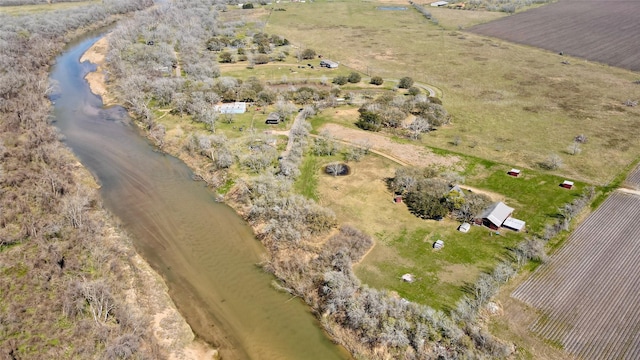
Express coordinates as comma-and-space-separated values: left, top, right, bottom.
52, 33, 348, 360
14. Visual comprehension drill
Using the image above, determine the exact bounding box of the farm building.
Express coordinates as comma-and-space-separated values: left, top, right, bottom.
507, 169, 521, 177
320, 60, 339, 68
458, 223, 471, 233
433, 240, 444, 249
476, 201, 526, 231
215, 102, 246, 114
561, 180, 574, 189
393, 194, 403, 203
265, 113, 281, 124
477, 202, 514, 230
502, 217, 526, 232
430, 1, 448, 6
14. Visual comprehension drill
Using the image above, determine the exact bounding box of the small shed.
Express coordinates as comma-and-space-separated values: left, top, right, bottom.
458, 223, 471, 233
265, 112, 281, 124
433, 240, 444, 249
502, 217, 526, 232
394, 195, 403, 203
320, 59, 339, 68
561, 180, 574, 189
430, 1, 449, 6
507, 169, 521, 177
401, 273, 415, 283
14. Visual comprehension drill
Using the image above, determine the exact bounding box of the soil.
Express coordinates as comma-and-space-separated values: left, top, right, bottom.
80, 36, 115, 106
469, 0, 640, 72
319, 123, 460, 168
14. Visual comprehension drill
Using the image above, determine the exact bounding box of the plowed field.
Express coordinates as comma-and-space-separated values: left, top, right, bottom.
470, 0, 640, 71
512, 191, 640, 359
625, 164, 640, 189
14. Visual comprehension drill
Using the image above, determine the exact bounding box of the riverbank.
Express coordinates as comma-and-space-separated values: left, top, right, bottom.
80, 36, 115, 106
79, 39, 219, 360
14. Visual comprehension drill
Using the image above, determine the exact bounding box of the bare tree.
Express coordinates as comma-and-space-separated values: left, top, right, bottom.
81, 280, 116, 323
326, 162, 343, 177
567, 141, 581, 155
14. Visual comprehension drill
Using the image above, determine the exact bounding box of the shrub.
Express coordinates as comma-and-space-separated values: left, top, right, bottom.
301, 48, 316, 60
242, 3, 254, 9
332, 76, 348, 85
407, 86, 420, 96
370, 76, 384, 85
347, 72, 361, 83
355, 110, 382, 131
399, 76, 414, 89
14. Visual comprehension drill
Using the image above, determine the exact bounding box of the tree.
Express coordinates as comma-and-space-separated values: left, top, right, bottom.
242, 3, 254, 8
407, 86, 421, 96
355, 110, 382, 131
300, 48, 316, 60
348, 72, 361, 83
567, 141, 581, 155
219, 51, 234, 63
370, 76, 384, 86
326, 162, 343, 176
332, 76, 348, 85
407, 117, 430, 139
541, 153, 563, 170
398, 76, 414, 89
404, 192, 448, 220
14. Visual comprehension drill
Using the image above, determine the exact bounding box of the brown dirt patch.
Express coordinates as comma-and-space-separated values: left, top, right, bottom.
470, 1, 640, 71
438, 263, 477, 285
320, 123, 460, 168
80, 36, 115, 105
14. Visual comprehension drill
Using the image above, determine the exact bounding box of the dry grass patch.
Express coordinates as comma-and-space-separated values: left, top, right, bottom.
0, 0, 99, 15
266, 0, 640, 184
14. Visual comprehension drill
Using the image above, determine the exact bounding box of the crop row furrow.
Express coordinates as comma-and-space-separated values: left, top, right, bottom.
512, 192, 640, 359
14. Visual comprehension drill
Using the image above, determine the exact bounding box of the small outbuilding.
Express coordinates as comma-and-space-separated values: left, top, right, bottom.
265, 112, 281, 124
458, 223, 471, 233
502, 217, 526, 232
320, 59, 339, 69
433, 240, 444, 249
401, 273, 415, 283
507, 169, 521, 177
561, 180, 574, 189
394, 195, 403, 203
430, 1, 449, 6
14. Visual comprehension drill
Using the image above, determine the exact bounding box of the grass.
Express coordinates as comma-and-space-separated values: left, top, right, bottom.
312, 152, 523, 310
294, 154, 320, 200
466, 164, 588, 233
265, 0, 640, 185
0, 0, 99, 15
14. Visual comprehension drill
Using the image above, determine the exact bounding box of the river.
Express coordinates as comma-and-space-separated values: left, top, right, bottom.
51, 33, 348, 360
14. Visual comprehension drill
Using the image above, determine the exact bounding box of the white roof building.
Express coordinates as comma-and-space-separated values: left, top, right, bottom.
215, 102, 247, 114
478, 202, 514, 229
430, 1, 449, 6
503, 217, 526, 232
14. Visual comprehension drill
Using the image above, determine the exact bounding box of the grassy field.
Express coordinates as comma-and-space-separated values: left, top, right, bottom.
266, 0, 640, 185
0, 0, 98, 15
314, 153, 522, 310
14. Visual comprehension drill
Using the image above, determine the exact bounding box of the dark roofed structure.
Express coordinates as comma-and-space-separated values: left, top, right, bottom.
265, 112, 281, 124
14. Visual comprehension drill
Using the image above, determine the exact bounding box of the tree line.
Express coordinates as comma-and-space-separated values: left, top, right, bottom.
0, 1, 202, 359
